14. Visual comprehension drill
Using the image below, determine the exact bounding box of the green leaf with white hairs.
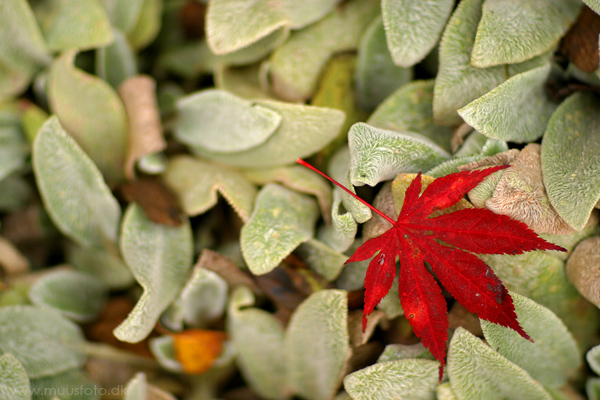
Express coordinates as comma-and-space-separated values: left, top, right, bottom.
96, 29, 137, 89
174, 90, 281, 153
329, 146, 371, 224
0, 305, 85, 378
241, 184, 319, 275
583, 0, 600, 14
471, 0, 581, 68
67, 243, 134, 290
100, 0, 144, 34
227, 286, 288, 400
588, 379, 600, 400
436, 383, 458, 400
368, 80, 453, 152
114, 204, 193, 343
348, 122, 450, 187
588, 345, 600, 376
149, 336, 183, 373
162, 155, 257, 222
381, 0, 454, 67
448, 328, 552, 400
0, 353, 30, 400
542, 92, 600, 231
355, 17, 413, 110
193, 100, 345, 168
0, 175, 32, 212
459, 64, 555, 143
481, 292, 580, 387
127, 0, 162, 50
30, 369, 100, 400
48, 50, 128, 183
318, 188, 357, 253
344, 359, 439, 400
286, 290, 351, 400
124, 372, 177, 400
33, 116, 121, 249
296, 239, 348, 281
0, 110, 28, 182
29, 270, 108, 322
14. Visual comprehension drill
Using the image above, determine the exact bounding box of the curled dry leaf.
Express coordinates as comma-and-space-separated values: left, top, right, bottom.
566, 236, 600, 308
450, 123, 475, 154
560, 5, 600, 73
457, 149, 520, 171
120, 177, 183, 226
118, 75, 166, 180
486, 144, 575, 235
362, 181, 396, 241
172, 329, 227, 374
196, 249, 261, 295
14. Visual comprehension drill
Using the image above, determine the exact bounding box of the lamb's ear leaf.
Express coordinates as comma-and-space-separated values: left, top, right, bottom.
124, 372, 177, 400
381, 0, 454, 67
587, 345, 600, 376
471, 0, 581, 67
542, 92, 600, 230
100, 0, 144, 34
285, 290, 351, 400
67, 243, 134, 290
329, 146, 372, 223
582, 0, 600, 14
0, 353, 31, 400
114, 204, 193, 343
436, 382, 458, 400
96, 28, 137, 89
30, 369, 100, 400
448, 328, 552, 400
127, 0, 162, 50
296, 238, 348, 281
0, 107, 28, 182
481, 292, 580, 387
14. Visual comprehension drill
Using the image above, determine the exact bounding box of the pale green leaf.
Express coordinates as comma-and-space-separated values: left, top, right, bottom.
0, 112, 28, 182
193, 100, 345, 168
22, 102, 49, 144
542, 92, 600, 230
0, 305, 85, 379
329, 146, 371, 224
114, 204, 193, 343
356, 17, 413, 110
0, 175, 32, 212
162, 155, 257, 222
127, 0, 162, 50
459, 64, 555, 143
283, 0, 341, 29
30, 369, 99, 400
368, 79, 453, 152
123, 372, 177, 400
48, 50, 128, 183
33, 117, 121, 249
29, 270, 108, 323
587, 345, 600, 376
149, 336, 182, 372
96, 29, 137, 89
0, 353, 30, 400
100, 0, 144, 34
481, 292, 580, 387
285, 290, 351, 400
348, 122, 450, 187
241, 184, 319, 275
37, 0, 113, 51
471, 0, 581, 67
381, 0, 454, 67
227, 287, 288, 400
588, 378, 600, 400
540, 223, 600, 262
344, 359, 438, 400
296, 239, 348, 281
436, 382, 458, 400
377, 343, 432, 363
448, 328, 552, 400
67, 243, 134, 290
267, 0, 380, 101
377, 273, 403, 319
215, 64, 275, 100
175, 89, 281, 153
583, 0, 600, 14
318, 188, 357, 253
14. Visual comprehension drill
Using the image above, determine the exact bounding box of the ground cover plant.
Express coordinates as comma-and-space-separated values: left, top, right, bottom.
1, 0, 600, 399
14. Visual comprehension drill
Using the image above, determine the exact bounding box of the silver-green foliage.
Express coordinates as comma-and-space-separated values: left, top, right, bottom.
0, 353, 30, 400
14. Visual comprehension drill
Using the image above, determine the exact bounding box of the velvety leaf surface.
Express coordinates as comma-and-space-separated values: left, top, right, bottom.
48, 50, 128, 183
583, 0, 600, 14
318, 188, 357, 252
227, 287, 288, 400
114, 204, 193, 343
100, 0, 144, 34
329, 146, 372, 223
355, 17, 413, 110
67, 243, 134, 290
381, 0, 454, 67
0, 109, 28, 182
296, 238, 348, 281
436, 383, 458, 400
348, 122, 450, 187
0, 353, 30, 400
96, 29, 137, 89
124, 372, 176, 400
542, 92, 600, 230
30, 369, 100, 400
241, 184, 319, 275
566, 236, 600, 309
0, 306, 85, 379
344, 359, 439, 400
458, 64, 556, 143
194, 101, 344, 167
29, 270, 109, 322
481, 292, 580, 387
33, 117, 121, 249
127, 0, 162, 50
588, 345, 600, 376
471, 0, 581, 67
0, 175, 31, 212
162, 155, 257, 222
283, 0, 341, 29
285, 290, 351, 400
448, 328, 552, 400
175, 89, 281, 153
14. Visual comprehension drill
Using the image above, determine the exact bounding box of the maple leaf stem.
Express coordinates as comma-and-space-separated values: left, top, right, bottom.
296, 158, 396, 226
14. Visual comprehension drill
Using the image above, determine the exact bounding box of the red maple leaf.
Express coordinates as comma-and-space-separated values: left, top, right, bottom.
297, 158, 565, 380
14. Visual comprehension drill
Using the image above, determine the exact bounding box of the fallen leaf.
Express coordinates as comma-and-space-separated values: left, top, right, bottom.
120, 177, 182, 226
196, 250, 261, 295
298, 158, 565, 381
560, 5, 600, 73
172, 329, 227, 374
566, 236, 600, 309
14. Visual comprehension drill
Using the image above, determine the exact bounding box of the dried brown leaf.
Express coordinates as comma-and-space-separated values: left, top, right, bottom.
560, 6, 600, 73
347, 309, 386, 347
362, 181, 396, 241
0, 236, 29, 277
458, 149, 520, 171
196, 249, 261, 294
120, 178, 182, 226
451, 123, 474, 153
566, 236, 600, 308
447, 301, 483, 337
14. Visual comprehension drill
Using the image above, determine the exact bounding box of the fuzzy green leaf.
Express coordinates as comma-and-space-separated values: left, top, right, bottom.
114, 204, 193, 343
0, 175, 31, 212
67, 243, 134, 290
348, 122, 450, 187
124, 372, 177, 400
0, 110, 28, 182
96, 29, 137, 89
175, 90, 281, 153
33, 117, 121, 249
285, 290, 351, 400
588, 345, 600, 376
162, 155, 257, 222
329, 146, 372, 223
48, 50, 128, 183
583, 0, 600, 14
481, 292, 580, 387
241, 184, 319, 275
344, 359, 438, 400
127, 0, 162, 50
30, 369, 99, 400
296, 239, 348, 281
0, 306, 85, 379
193, 101, 345, 167
29, 270, 108, 323
0, 353, 30, 400
100, 0, 144, 34
471, 0, 581, 67
542, 92, 600, 230
448, 328, 552, 400
381, 0, 454, 67
459, 64, 556, 143
318, 188, 357, 252
436, 383, 458, 400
